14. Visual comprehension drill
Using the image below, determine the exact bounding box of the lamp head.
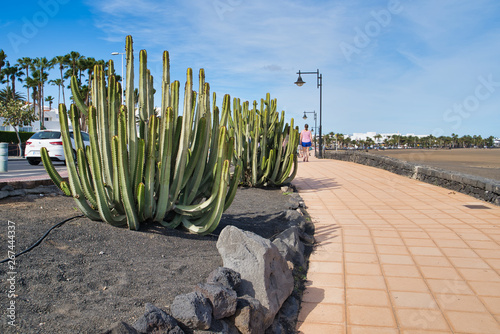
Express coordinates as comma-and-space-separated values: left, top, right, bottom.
294, 73, 305, 86
302, 112, 307, 120
111, 52, 119, 55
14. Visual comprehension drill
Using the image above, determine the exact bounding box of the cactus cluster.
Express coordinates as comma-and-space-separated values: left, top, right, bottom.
228, 93, 299, 187
42, 36, 240, 234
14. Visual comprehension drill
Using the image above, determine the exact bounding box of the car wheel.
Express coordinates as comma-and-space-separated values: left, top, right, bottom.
28, 158, 41, 166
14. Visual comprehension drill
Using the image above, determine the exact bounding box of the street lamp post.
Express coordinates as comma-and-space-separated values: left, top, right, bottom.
302, 111, 317, 157
294, 69, 323, 158
111, 52, 125, 104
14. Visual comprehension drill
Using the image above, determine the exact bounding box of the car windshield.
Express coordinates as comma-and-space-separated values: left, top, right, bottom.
69, 132, 90, 142
30, 131, 61, 140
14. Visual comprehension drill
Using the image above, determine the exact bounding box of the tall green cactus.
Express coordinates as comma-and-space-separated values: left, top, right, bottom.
228, 93, 299, 187
42, 36, 241, 234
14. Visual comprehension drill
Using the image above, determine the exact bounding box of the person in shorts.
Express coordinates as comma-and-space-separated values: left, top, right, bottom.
300, 124, 312, 162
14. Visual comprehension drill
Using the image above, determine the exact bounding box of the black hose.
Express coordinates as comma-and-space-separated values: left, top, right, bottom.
0, 215, 84, 264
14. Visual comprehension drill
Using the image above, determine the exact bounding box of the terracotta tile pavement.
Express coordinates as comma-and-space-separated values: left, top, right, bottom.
294, 157, 500, 334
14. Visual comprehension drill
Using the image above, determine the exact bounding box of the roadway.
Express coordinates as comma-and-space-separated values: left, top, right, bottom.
0, 157, 67, 183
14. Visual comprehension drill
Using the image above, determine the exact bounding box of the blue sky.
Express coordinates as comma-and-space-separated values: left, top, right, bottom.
1, 0, 499, 137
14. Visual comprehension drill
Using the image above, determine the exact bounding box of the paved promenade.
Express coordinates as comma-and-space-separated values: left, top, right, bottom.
294, 156, 500, 333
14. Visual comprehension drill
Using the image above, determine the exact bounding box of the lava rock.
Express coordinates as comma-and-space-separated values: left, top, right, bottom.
193, 318, 239, 334
171, 291, 212, 330
206, 267, 241, 291
132, 303, 184, 334
230, 295, 267, 334
216, 226, 294, 330
102, 321, 139, 334
195, 282, 237, 320
272, 226, 305, 267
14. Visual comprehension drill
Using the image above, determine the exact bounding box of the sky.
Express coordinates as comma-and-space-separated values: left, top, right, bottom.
1, 0, 500, 137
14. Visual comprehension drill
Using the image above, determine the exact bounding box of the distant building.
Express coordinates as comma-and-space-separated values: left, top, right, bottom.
1, 104, 144, 133
40, 108, 61, 130
494, 138, 500, 147
0, 105, 59, 132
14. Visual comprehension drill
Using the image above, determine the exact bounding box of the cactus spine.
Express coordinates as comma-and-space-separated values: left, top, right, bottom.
42, 36, 240, 234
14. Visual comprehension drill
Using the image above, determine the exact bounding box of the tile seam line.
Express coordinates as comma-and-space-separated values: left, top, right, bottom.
454, 215, 500, 253
352, 214, 403, 333
340, 223, 348, 334
415, 197, 500, 306
295, 184, 340, 331
375, 214, 470, 332
326, 162, 404, 329
297, 163, 346, 332
296, 159, 500, 329
429, 224, 500, 321
341, 166, 452, 331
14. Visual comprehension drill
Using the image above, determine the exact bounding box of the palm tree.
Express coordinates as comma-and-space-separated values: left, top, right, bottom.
24, 76, 38, 106
66, 51, 82, 77
76, 56, 87, 85
406, 135, 414, 148
0, 49, 6, 73
26, 70, 41, 126
476, 135, 484, 148
83, 57, 97, 80
485, 136, 495, 147
335, 133, 344, 149
451, 133, 458, 148
51, 55, 69, 105
33, 57, 53, 128
472, 135, 481, 147
366, 137, 374, 148
322, 133, 331, 148
2, 62, 24, 99
81, 57, 97, 105
48, 78, 64, 105
45, 96, 54, 110
16, 57, 33, 105
0, 87, 25, 102
344, 137, 352, 148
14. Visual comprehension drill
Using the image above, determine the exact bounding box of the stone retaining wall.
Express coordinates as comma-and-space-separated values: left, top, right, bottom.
323, 150, 500, 206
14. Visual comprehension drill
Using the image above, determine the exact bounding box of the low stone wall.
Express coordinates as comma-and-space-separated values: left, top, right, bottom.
324, 150, 500, 206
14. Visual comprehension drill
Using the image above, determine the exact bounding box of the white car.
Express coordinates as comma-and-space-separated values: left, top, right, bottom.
25, 130, 90, 165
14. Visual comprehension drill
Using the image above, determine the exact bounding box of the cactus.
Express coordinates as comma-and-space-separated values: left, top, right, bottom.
42, 36, 240, 234
228, 93, 299, 187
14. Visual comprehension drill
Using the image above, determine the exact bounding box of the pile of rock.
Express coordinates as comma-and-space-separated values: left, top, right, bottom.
104, 188, 314, 334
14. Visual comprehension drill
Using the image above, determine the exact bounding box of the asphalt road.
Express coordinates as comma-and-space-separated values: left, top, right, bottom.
0, 157, 67, 181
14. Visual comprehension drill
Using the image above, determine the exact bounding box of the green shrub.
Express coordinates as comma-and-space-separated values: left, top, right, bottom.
0, 131, 35, 143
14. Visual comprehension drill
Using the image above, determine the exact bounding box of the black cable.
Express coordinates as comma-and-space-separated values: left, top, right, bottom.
1, 215, 84, 264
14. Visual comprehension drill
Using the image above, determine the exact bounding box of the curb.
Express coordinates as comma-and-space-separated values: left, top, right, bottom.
0, 178, 65, 199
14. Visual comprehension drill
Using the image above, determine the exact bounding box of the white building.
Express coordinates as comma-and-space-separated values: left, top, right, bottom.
0, 105, 60, 132
1, 104, 145, 133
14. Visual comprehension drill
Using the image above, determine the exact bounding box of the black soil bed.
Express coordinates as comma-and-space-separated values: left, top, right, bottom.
0, 187, 293, 333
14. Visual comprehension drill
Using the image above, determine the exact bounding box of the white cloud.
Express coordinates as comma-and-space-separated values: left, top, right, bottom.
84, 0, 500, 136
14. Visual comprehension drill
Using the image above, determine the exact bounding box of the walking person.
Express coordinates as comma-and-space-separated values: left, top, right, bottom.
300, 124, 312, 162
